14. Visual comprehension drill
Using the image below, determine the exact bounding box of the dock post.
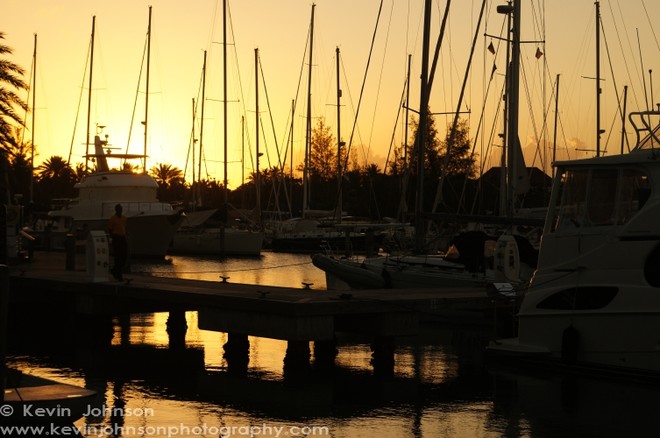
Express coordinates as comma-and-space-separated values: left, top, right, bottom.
370, 336, 395, 379
313, 339, 338, 371
284, 340, 311, 383
166, 310, 188, 350
65, 233, 75, 270
223, 333, 249, 376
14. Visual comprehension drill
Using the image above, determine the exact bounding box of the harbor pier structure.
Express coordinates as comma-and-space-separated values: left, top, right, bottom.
7, 252, 501, 377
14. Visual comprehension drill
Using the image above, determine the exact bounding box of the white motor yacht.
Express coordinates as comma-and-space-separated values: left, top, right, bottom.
488, 110, 660, 376
48, 135, 184, 258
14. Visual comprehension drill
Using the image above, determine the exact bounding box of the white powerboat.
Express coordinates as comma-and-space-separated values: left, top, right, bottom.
170, 209, 263, 257
48, 135, 184, 258
488, 110, 660, 376
313, 231, 536, 290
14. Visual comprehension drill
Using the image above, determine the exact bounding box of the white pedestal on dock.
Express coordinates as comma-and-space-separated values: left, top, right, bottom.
86, 231, 109, 282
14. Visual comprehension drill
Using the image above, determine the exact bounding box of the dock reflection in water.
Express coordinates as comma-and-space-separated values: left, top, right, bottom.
8, 252, 660, 437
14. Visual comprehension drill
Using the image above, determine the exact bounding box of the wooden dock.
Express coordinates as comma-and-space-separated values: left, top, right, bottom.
5, 250, 513, 375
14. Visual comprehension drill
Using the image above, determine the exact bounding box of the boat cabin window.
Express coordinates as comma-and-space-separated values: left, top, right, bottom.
551, 168, 649, 232
587, 169, 618, 226
536, 286, 618, 310
552, 169, 589, 230
618, 170, 650, 224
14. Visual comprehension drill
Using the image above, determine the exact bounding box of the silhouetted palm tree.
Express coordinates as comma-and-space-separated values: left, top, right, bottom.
34, 155, 76, 204
3, 126, 33, 200
36, 156, 74, 182
0, 33, 28, 203
149, 163, 184, 188
0, 32, 28, 150
73, 163, 86, 182
120, 162, 140, 173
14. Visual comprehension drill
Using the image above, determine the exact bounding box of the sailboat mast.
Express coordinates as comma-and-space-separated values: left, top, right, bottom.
302, 3, 315, 219
290, 99, 295, 217
218, 0, 229, 257
241, 115, 245, 208
620, 85, 628, 154
414, 0, 432, 254
223, 0, 228, 211
506, 0, 521, 217
191, 97, 196, 210
199, 50, 207, 205
404, 54, 411, 171
335, 46, 342, 223
30, 34, 36, 205
255, 48, 261, 220
144, 5, 152, 172
595, 0, 601, 157
85, 16, 95, 173
553, 74, 560, 178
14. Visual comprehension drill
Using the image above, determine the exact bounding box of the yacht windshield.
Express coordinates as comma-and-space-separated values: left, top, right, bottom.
550, 168, 649, 232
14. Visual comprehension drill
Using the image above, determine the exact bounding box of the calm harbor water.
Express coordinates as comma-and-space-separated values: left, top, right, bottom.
8, 251, 660, 437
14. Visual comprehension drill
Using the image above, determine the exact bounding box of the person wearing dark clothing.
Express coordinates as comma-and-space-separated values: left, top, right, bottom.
108, 204, 128, 281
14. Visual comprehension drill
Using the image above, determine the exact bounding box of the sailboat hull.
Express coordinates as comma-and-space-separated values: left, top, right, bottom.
313, 253, 491, 290
170, 228, 263, 256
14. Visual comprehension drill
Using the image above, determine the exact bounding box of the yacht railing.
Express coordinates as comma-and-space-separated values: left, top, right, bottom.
629, 110, 660, 153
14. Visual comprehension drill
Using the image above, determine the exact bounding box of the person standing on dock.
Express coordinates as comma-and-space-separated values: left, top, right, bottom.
108, 204, 128, 281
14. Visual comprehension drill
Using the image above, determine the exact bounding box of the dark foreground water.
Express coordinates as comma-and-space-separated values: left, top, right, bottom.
7, 252, 660, 437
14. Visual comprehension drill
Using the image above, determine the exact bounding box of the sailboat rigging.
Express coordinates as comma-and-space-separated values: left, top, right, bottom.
46, 10, 185, 259
169, 0, 263, 257
313, 0, 539, 289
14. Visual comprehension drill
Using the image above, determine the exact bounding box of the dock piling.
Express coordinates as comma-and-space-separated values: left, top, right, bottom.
284, 340, 311, 382
223, 333, 249, 376
166, 310, 188, 350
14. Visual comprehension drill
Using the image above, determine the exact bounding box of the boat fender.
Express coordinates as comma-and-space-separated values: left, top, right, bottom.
561, 325, 580, 365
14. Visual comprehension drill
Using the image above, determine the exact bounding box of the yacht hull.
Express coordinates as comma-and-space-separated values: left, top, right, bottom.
490, 115, 660, 378
75, 212, 183, 258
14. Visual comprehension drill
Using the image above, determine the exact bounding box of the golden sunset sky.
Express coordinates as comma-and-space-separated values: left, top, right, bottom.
4, 0, 659, 187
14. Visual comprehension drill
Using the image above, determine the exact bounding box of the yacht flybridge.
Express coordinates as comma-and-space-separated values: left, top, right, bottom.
488, 110, 660, 376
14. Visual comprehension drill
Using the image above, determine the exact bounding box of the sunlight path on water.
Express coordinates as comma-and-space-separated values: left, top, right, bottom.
132, 251, 327, 290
